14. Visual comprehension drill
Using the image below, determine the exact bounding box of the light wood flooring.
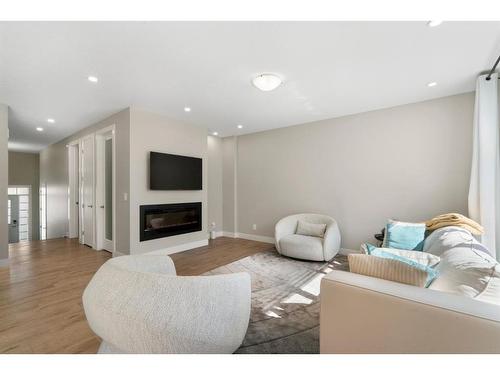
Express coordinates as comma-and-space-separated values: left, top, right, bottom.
0, 237, 272, 353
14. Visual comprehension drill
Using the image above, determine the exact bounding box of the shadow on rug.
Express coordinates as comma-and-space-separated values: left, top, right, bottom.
203, 249, 349, 354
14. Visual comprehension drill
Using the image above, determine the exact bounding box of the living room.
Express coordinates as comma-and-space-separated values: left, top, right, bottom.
1, 1, 500, 373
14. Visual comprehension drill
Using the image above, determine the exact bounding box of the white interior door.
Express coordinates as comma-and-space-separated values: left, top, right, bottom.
8, 195, 19, 243
103, 136, 114, 251
96, 129, 115, 252
81, 135, 95, 247
68, 143, 80, 239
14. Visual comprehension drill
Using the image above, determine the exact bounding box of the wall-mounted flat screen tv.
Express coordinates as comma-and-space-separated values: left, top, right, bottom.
150, 151, 202, 190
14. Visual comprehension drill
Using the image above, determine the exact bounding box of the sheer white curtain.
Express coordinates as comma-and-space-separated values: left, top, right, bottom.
468, 72, 500, 260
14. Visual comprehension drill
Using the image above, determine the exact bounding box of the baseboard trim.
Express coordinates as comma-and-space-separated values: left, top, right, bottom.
220, 234, 353, 253
219, 232, 275, 244
236, 232, 275, 244
146, 239, 209, 256
113, 250, 127, 258
0, 258, 9, 267
212, 231, 224, 239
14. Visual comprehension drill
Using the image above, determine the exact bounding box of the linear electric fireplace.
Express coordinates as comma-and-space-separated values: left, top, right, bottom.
140, 202, 202, 242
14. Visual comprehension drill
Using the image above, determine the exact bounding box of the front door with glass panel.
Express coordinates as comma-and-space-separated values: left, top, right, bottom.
8, 186, 30, 243
8, 195, 19, 243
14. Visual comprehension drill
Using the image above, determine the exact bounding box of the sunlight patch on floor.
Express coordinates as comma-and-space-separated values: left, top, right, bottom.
282, 293, 312, 305
299, 273, 323, 296
265, 310, 282, 318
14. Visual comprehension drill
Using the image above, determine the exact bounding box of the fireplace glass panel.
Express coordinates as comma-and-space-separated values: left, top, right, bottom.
140, 202, 201, 241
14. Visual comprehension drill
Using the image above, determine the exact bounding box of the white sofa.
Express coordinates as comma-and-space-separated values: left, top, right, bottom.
320, 226, 500, 353
275, 213, 341, 261
83, 254, 251, 354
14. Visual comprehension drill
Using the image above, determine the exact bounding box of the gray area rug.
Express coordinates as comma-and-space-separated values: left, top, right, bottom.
203, 250, 349, 354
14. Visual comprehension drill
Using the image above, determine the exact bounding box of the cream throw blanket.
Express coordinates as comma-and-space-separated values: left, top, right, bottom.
426, 213, 484, 235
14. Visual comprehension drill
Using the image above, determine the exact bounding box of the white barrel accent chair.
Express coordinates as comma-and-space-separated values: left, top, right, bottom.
275, 213, 341, 261
82, 254, 251, 354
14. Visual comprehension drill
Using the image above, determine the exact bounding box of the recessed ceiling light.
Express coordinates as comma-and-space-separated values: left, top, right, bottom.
237, 124, 243, 129
427, 20, 443, 28
36, 127, 44, 132
427, 82, 437, 87
212, 132, 219, 136
252, 73, 282, 92
88, 76, 98, 83
47, 118, 55, 123
184, 107, 191, 112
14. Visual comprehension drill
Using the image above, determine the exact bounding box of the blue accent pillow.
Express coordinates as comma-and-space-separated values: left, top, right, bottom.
365, 243, 438, 287
383, 220, 426, 251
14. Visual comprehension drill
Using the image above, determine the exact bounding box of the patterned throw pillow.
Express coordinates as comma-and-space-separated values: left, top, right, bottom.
348, 254, 429, 287
355, 243, 439, 287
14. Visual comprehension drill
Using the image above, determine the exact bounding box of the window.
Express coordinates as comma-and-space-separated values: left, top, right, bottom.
40, 184, 47, 240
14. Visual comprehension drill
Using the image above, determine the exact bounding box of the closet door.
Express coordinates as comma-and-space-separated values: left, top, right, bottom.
81, 135, 95, 247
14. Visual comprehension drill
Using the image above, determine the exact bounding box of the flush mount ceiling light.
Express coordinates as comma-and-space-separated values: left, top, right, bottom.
184, 107, 191, 112
212, 132, 219, 136
252, 73, 282, 92
88, 76, 99, 83
47, 118, 55, 123
36, 127, 44, 132
427, 81, 437, 87
427, 20, 443, 27
237, 124, 243, 129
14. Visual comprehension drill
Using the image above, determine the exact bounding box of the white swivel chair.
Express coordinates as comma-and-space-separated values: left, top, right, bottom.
83, 254, 251, 354
275, 213, 341, 261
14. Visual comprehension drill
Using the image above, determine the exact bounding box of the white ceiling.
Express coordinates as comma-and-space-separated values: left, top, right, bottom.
1, 21, 500, 152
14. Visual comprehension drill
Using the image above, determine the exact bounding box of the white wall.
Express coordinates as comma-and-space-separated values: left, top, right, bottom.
39, 109, 131, 253
0, 104, 8, 263
222, 136, 237, 233
224, 93, 474, 249
39, 142, 68, 239
9, 151, 40, 240
128, 108, 208, 254
208, 135, 223, 234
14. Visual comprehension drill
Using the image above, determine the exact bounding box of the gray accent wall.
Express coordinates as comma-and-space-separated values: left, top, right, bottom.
224, 93, 474, 249
0, 104, 8, 262
9, 151, 40, 240
39, 109, 131, 253
128, 108, 208, 254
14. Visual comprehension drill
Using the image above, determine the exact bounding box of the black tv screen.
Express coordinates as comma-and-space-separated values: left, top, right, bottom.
150, 152, 202, 190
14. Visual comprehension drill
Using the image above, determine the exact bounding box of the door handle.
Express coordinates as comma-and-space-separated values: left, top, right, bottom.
100, 205, 104, 209
88, 205, 93, 208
